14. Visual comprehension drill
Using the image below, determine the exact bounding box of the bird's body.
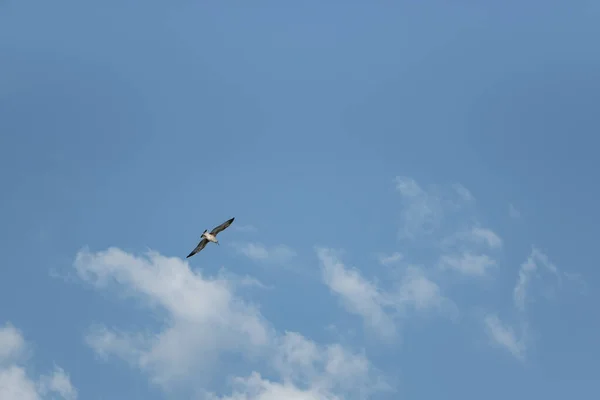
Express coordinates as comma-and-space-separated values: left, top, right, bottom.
202, 231, 218, 243
186, 217, 235, 259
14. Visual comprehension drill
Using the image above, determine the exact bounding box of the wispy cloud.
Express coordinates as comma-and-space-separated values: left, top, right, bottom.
463, 227, 503, 249
376, 252, 403, 266
514, 247, 559, 312
38, 367, 78, 400
317, 248, 454, 341
392, 176, 544, 362
438, 253, 496, 276
317, 247, 396, 340
393, 266, 456, 316
234, 242, 296, 265
452, 183, 475, 203
438, 226, 502, 277
0, 323, 78, 400
485, 247, 568, 360
394, 176, 443, 239
394, 177, 488, 248
483, 314, 526, 361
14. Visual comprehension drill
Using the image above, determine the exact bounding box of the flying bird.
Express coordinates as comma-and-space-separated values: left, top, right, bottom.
186, 217, 235, 258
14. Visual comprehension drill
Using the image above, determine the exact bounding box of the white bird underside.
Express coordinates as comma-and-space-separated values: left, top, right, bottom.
186, 217, 235, 259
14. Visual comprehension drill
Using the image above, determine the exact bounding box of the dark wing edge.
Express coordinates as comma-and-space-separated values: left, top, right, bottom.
210, 217, 235, 236
186, 238, 209, 258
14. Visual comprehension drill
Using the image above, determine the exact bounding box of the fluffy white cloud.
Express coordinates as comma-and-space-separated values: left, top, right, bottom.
0, 367, 40, 400
0, 323, 77, 400
76, 248, 273, 388
0, 324, 26, 362
75, 248, 386, 399
213, 373, 330, 400
317, 248, 454, 340
38, 367, 78, 400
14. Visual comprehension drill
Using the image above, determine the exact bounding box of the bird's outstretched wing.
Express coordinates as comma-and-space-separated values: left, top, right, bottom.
210, 217, 235, 236
186, 238, 209, 258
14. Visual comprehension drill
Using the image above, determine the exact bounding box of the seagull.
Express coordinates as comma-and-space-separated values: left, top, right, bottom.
186, 217, 235, 259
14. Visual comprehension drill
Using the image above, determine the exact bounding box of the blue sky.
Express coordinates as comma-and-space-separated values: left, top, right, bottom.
1, 1, 599, 399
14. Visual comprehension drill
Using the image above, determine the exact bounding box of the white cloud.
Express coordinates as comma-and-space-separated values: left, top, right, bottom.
514, 247, 559, 312
75, 248, 387, 399
214, 332, 386, 400
438, 253, 496, 276
213, 373, 325, 400
0, 367, 40, 400
467, 227, 503, 249
317, 248, 453, 340
0, 323, 77, 400
392, 177, 541, 361
274, 332, 381, 397
235, 243, 296, 265
376, 252, 403, 266
434, 223, 501, 278
393, 266, 455, 315
394, 176, 426, 198
317, 248, 396, 340
0, 323, 26, 363
38, 367, 78, 400
215, 268, 272, 290
483, 314, 525, 360
441, 226, 502, 251
75, 247, 273, 388
484, 248, 566, 360
394, 177, 480, 241
438, 226, 502, 277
